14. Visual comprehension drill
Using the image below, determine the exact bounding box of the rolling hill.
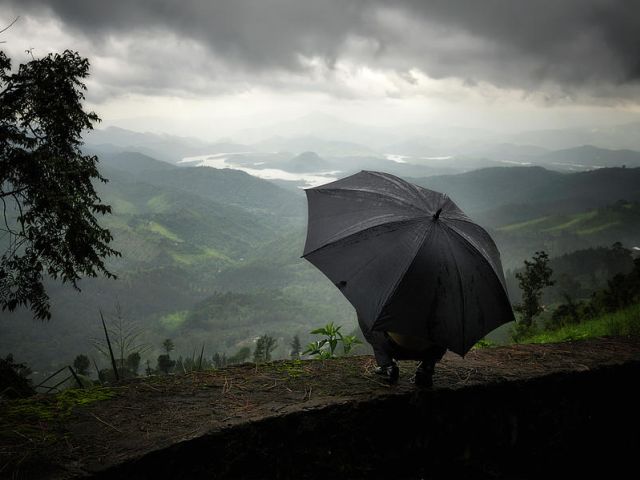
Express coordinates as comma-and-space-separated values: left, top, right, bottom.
497, 201, 640, 238
4, 158, 640, 376
413, 166, 640, 227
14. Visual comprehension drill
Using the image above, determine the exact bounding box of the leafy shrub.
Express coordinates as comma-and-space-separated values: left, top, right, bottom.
303, 322, 361, 359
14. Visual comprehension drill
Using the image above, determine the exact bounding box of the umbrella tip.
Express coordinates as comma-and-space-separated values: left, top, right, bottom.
433, 208, 443, 220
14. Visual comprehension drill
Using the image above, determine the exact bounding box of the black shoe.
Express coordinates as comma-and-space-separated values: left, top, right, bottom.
374, 364, 399, 384
413, 362, 434, 388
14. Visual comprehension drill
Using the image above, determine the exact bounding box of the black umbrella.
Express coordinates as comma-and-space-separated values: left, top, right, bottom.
302, 170, 514, 355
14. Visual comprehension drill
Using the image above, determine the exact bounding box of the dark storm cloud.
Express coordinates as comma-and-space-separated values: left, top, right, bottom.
391, 0, 640, 86
4, 0, 639, 98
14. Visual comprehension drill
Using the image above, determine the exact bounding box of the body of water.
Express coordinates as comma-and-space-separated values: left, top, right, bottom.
180, 153, 339, 187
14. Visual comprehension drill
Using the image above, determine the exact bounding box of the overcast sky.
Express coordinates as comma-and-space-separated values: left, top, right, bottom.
2, 0, 639, 141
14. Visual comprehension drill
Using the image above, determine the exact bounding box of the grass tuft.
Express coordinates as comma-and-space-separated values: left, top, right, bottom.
518, 303, 640, 344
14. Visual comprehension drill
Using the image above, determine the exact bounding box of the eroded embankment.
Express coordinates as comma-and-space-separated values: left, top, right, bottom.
2, 336, 639, 479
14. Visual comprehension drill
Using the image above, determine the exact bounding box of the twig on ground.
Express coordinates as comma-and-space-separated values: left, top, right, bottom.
90, 413, 122, 433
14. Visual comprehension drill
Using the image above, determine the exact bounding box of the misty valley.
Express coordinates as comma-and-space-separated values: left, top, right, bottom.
2, 125, 639, 380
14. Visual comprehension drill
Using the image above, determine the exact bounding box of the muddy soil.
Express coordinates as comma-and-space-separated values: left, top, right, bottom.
1, 336, 639, 479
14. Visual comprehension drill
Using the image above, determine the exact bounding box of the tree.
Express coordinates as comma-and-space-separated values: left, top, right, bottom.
156, 338, 175, 375
91, 305, 149, 372
513, 251, 555, 327
290, 335, 301, 359
156, 354, 175, 375
162, 338, 175, 355
0, 354, 34, 399
126, 352, 141, 375
253, 335, 277, 363
73, 354, 90, 376
0, 48, 118, 320
548, 294, 582, 330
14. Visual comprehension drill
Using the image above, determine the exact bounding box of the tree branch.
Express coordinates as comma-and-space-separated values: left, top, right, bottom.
0, 16, 20, 36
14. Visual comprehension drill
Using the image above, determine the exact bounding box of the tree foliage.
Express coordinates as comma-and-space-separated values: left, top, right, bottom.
91, 305, 149, 373
73, 354, 90, 376
0, 49, 118, 319
162, 338, 175, 355
549, 257, 640, 330
289, 334, 301, 359
513, 251, 555, 327
253, 335, 277, 363
156, 354, 175, 375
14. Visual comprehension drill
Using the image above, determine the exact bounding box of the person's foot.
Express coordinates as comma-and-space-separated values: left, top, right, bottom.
413, 362, 434, 388
374, 363, 399, 384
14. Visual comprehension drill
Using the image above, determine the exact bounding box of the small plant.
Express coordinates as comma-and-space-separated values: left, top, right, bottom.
303, 322, 361, 359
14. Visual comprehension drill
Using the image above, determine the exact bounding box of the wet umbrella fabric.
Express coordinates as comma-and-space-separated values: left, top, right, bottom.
302, 170, 514, 356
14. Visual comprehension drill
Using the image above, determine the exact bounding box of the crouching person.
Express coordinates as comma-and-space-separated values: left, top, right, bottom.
361, 321, 446, 387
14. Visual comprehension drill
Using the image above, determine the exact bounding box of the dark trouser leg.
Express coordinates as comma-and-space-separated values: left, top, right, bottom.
415, 344, 446, 387
421, 344, 447, 369
362, 329, 399, 384
364, 330, 395, 367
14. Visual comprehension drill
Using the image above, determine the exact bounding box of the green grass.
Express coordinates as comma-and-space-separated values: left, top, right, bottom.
518, 303, 640, 344
3, 387, 118, 422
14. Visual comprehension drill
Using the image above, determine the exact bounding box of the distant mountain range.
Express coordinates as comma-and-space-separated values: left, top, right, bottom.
414, 166, 640, 225
86, 125, 640, 190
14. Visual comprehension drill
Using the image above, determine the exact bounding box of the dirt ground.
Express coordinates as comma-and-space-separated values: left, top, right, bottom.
1, 336, 639, 479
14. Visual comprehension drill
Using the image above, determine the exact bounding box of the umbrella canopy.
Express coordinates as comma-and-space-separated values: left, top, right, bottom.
302, 170, 514, 356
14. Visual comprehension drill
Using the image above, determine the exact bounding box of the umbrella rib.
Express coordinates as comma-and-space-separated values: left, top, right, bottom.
442, 222, 509, 294
372, 221, 434, 324
367, 170, 430, 206
441, 222, 512, 301
302, 216, 425, 258
442, 226, 466, 352
314, 187, 429, 215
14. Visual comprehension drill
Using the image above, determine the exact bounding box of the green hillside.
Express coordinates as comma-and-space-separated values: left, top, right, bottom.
173, 288, 354, 356
97, 151, 176, 175
504, 244, 636, 306
414, 166, 640, 227
96, 167, 285, 268
493, 201, 640, 270
518, 303, 640, 345
141, 166, 305, 219
4, 161, 640, 376
537, 145, 640, 169
498, 201, 640, 237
